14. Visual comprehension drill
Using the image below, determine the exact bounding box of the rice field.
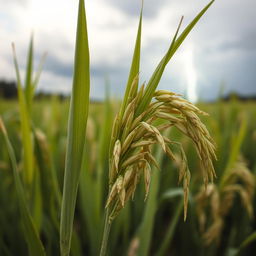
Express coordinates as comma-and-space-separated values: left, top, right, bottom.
1, 96, 256, 256
0, 0, 256, 255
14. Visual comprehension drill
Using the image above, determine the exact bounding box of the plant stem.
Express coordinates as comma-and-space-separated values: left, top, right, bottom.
100, 208, 112, 256
156, 199, 183, 256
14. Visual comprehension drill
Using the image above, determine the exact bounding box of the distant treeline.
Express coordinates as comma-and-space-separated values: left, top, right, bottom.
221, 92, 256, 102
0, 80, 17, 99
0, 80, 67, 100
1, 80, 256, 102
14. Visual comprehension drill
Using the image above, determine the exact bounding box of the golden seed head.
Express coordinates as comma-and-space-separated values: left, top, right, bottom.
196, 156, 255, 245
107, 85, 216, 221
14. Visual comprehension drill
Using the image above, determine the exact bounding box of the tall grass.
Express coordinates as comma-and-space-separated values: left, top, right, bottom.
1, 92, 256, 256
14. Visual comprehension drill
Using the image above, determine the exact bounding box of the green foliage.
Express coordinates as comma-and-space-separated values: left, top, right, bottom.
1, 97, 256, 256
0, 118, 45, 256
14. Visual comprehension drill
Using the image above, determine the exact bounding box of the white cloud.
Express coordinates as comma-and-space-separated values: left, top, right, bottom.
38, 71, 72, 94
0, 0, 255, 100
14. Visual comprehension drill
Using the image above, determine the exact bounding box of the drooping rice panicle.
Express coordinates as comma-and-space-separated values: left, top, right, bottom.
106, 87, 216, 221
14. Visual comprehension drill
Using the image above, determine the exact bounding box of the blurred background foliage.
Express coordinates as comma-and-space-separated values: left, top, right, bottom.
0, 92, 256, 255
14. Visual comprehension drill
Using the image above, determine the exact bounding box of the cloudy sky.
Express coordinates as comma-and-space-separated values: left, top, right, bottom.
0, 0, 255, 101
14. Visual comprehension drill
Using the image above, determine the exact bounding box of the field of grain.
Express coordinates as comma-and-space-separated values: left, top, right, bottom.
0, 0, 256, 255
1, 98, 256, 256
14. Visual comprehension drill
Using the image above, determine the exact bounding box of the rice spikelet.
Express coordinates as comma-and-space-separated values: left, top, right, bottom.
196, 156, 255, 245
106, 75, 216, 221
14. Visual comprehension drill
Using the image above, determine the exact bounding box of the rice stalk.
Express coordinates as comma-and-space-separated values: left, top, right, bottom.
100, 1, 216, 255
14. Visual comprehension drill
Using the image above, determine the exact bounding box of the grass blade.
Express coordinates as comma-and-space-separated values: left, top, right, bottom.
238, 232, 256, 254
12, 43, 34, 185
24, 34, 34, 114
219, 117, 247, 188
60, 0, 90, 255
32, 52, 47, 94
137, 146, 164, 256
119, 2, 143, 117
136, 0, 215, 115
0, 117, 45, 256
79, 145, 99, 255
109, 1, 143, 164
156, 199, 183, 256
167, 0, 214, 63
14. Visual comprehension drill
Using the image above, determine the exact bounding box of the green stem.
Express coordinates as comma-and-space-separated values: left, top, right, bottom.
156, 199, 183, 256
100, 208, 112, 256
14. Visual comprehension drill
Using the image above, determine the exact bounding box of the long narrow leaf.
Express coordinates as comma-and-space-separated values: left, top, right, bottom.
156, 199, 183, 256
24, 34, 34, 113
79, 143, 99, 255
32, 52, 47, 94
119, 2, 143, 117
238, 232, 256, 253
137, 146, 164, 256
0, 117, 45, 256
60, 0, 90, 255
219, 117, 247, 188
12, 44, 34, 184
136, 0, 215, 115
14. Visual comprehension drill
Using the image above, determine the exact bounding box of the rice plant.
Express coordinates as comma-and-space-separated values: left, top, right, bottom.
1, 0, 256, 256
99, 1, 216, 255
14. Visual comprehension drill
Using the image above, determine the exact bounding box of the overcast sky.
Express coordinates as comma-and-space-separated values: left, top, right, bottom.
0, 0, 255, 101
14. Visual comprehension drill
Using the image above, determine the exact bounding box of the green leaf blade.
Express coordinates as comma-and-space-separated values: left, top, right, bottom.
136, 0, 215, 116
60, 0, 90, 255
12, 44, 34, 185
0, 118, 45, 256
25, 34, 34, 113
119, 3, 143, 118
